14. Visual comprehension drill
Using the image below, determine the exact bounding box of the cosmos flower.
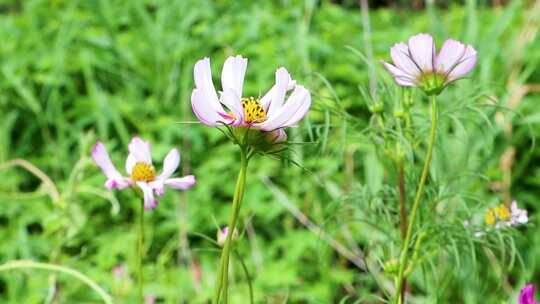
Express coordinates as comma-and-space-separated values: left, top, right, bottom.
217, 226, 238, 247
485, 200, 528, 228
381, 33, 477, 95
520, 284, 538, 304
190, 55, 311, 142
92, 137, 195, 210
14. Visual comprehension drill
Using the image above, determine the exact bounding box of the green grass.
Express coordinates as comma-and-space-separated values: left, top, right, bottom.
1, 0, 539, 303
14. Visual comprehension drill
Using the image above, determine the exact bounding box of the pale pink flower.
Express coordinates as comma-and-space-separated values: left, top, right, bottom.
381, 33, 477, 95
191, 55, 311, 141
92, 137, 195, 210
520, 284, 538, 304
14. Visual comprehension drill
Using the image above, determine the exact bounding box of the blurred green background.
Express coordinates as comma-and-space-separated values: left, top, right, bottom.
1, 0, 539, 303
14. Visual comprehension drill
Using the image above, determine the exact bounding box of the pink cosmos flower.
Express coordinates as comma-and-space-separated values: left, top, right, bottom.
381, 33, 477, 95
520, 284, 538, 304
92, 137, 195, 210
190, 55, 311, 140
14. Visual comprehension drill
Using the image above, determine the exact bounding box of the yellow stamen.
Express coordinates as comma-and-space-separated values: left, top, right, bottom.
131, 162, 156, 182
494, 204, 511, 221
485, 209, 495, 226
241, 97, 267, 123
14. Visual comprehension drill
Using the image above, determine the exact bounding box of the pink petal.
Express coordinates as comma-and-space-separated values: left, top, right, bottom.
128, 137, 152, 164
435, 39, 467, 74
407, 33, 435, 73
92, 142, 129, 189
191, 88, 226, 126
381, 61, 417, 87
137, 182, 158, 210
390, 42, 421, 78
158, 148, 180, 180
221, 55, 248, 99
266, 67, 291, 117
519, 284, 537, 304
164, 175, 196, 190
446, 45, 477, 83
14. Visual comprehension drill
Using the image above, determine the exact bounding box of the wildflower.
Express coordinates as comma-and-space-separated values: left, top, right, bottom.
191, 56, 311, 143
217, 226, 238, 247
485, 200, 528, 228
92, 137, 196, 210
381, 33, 477, 95
520, 284, 538, 304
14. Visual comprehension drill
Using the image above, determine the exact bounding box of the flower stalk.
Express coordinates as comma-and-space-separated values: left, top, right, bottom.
137, 199, 145, 304
394, 95, 437, 303
214, 147, 249, 304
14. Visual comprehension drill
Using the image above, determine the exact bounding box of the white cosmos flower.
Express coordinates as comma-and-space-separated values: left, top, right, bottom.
92, 137, 196, 210
191, 55, 311, 141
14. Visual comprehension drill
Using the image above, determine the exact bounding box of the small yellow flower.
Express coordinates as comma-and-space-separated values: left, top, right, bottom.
485, 209, 496, 226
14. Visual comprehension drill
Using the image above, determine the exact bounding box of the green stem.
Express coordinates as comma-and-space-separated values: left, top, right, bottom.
233, 250, 254, 304
394, 95, 437, 304
138, 200, 144, 304
214, 148, 249, 304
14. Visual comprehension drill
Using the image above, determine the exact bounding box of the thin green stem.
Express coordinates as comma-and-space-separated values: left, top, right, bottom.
214, 148, 249, 304
394, 95, 437, 304
138, 199, 144, 304
233, 250, 254, 304
0, 260, 113, 304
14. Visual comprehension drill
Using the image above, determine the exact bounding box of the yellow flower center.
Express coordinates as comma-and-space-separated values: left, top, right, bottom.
242, 97, 267, 123
131, 162, 156, 182
494, 205, 511, 221
485, 204, 511, 226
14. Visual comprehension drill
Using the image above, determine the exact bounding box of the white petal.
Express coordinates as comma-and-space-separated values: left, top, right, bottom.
260, 68, 296, 110
266, 67, 291, 117
221, 55, 248, 98
220, 88, 244, 124
390, 42, 421, 78
446, 45, 477, 83
435, 39, 467, 74
407, 33, 435, 73
281, 86, 311, 127
191, 88, 227, 126
256, 85, 309, 131
164, 175, 196, 190
193, 58, 222, 112
159, 148, 180, 180
128, 137, 152, 164
92, 142, 129, 189
125, 154, 136, 175
137, 182, 158, 210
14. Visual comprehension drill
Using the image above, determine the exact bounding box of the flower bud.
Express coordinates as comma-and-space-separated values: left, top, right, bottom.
217, 226, 239, 247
